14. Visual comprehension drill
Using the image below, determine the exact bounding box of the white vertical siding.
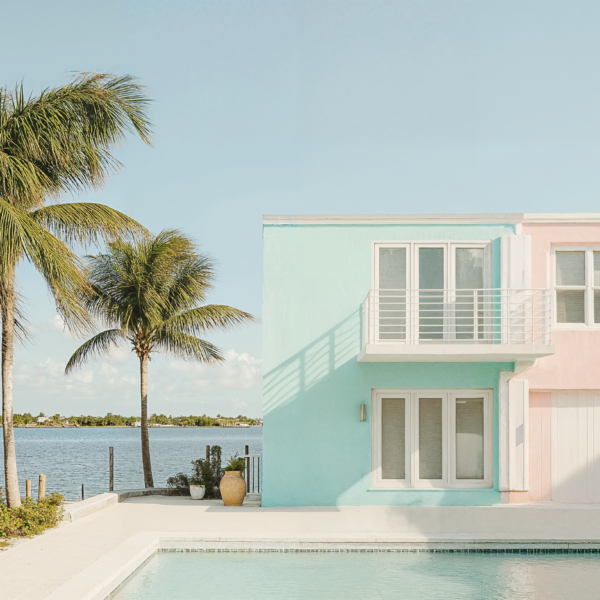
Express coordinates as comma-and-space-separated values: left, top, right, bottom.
551, 391, 600, 502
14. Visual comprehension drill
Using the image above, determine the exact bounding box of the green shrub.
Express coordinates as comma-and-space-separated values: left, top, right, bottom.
167, 445, 225, 499
0, 488, 64, 539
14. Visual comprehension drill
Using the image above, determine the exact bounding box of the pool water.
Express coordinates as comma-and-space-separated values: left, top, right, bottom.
111, 551, 600, 600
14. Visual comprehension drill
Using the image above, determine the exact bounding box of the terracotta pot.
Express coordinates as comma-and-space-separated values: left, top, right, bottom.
220, 471, 246, 506
189, 485, 205, 500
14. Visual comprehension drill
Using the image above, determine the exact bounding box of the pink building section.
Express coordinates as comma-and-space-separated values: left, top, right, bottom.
511, 223, 600, 502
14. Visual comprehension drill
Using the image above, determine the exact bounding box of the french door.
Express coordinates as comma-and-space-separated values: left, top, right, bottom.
376, 243, 487, 343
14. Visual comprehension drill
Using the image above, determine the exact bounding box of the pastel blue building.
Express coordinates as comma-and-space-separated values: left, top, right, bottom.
262, 214, 554, 507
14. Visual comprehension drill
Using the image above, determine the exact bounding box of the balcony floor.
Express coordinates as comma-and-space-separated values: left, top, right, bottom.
357, 343, 555, 364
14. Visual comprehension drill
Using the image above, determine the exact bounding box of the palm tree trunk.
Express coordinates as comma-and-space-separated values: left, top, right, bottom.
2, 261, 21, 507
140, 355, 154, 488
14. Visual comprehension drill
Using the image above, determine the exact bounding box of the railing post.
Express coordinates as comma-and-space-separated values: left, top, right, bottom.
206, 445, 210, 462
245, 445, 250, 493
109, 446, 114, 492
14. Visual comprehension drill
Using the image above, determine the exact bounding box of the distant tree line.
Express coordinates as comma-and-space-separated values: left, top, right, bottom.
11, 413, 262, 427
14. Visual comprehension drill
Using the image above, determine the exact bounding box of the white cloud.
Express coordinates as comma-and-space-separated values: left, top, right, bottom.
12, 348, 262, 416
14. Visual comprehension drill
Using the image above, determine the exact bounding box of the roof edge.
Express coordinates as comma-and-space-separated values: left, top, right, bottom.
263, 214, 525, 225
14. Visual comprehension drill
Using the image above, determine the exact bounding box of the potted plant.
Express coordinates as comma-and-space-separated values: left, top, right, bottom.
220, 453, 246, 506
166, 446, 224, 500
189, 472, 205, 500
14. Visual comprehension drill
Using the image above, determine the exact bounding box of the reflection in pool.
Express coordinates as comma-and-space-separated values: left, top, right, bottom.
111, 550, 600, 600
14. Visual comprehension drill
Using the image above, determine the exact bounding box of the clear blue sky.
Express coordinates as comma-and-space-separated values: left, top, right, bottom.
6, 0, 600, 418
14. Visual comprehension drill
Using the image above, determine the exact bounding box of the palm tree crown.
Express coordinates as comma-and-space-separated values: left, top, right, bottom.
0, 73, 152, 507
65, 231, 255, 487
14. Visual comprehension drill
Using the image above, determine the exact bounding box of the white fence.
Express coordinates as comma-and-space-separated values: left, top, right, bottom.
362, 288, 551, 346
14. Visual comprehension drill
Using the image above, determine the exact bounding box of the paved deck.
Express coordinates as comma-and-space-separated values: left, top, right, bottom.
2, 496, 600, 600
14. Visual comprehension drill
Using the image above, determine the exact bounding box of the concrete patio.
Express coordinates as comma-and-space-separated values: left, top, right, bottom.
2, 494, 600, 600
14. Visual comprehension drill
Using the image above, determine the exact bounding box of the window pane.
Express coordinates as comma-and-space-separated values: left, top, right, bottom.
419, 248, 444, 289
595, 252, 600, 287
419, 398, 443, 479
379, 248, 406, 340
379, 248, 406, 290
595, 291, 600, 324
419, 248, 444, 340
455, 249, 485, 340
456, 399, 484, 480
556, 290, 585, 323
556, 252, 585, 286
455, 248, 484, 290
382, 398, 405, 479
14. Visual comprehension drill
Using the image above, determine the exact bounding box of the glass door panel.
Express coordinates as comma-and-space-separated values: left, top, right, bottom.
419, 398, 443, 480
419, 248, 444, 340
455, 248, 484, 340
455, 398, 484, 479
378, 248, 406, 340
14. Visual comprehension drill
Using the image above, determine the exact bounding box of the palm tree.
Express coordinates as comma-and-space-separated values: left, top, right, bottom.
65, 231, 255, 488
0, 73, 152, 507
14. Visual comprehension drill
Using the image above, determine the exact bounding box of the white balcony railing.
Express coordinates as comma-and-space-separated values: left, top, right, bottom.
362, 288, 552, 347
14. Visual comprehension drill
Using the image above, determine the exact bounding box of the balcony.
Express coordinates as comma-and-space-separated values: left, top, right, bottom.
358, 288, 555, 367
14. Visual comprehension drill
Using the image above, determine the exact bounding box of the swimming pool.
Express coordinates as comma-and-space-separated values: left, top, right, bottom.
110, 550, 600, 599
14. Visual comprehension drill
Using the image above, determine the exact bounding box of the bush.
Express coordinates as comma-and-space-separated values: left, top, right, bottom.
0, 488, 64, 539
167, 445, 225, 499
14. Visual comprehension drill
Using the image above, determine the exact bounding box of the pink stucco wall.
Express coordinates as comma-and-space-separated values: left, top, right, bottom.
509, 392, 552, 503
521, 223, 600, 391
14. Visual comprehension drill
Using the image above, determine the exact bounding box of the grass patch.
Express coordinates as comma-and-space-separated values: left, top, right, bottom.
0, 488, 64, 539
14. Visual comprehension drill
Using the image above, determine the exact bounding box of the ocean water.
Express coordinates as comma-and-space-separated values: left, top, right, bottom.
0, 427, 262, 501
111, 551, 600, 600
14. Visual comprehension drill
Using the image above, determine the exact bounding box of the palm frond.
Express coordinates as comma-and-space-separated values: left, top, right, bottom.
153, 331, 224, 364
15, 213, 93, 334
30, 202, 148, 247
65, 329, 126, 374
0, 73, 153, 207
162, 305, 255, 336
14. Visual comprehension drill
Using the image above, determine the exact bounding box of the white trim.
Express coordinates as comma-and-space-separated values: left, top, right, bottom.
264, 213, 600, 225
499, 372, 511, 492
263, 214, 524, 225
358, 344, 554, 362
524, 213, 600, 223
552, 246, 600, 329
371, 388, 494, 491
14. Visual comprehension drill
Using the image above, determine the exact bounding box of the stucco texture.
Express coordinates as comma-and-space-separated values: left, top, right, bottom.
521, 223, 600, 390
262, 223, 515, 506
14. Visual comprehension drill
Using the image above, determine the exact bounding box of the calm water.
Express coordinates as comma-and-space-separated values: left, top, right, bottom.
0, 427, 262, 501
112, 552, 600, 600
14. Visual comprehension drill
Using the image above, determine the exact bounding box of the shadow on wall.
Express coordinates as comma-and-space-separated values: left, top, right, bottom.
263, 311, 361, 415
262, 309, 501, 507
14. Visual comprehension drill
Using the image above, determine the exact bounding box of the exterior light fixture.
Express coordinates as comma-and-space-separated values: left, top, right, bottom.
360, 404, 366, 422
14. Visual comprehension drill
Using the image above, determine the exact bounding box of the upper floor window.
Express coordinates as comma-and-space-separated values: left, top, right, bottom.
374, 242, 490, 342
554, 248, 600, 326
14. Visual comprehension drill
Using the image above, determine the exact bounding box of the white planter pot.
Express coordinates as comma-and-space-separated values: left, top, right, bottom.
189, 485, 206, 500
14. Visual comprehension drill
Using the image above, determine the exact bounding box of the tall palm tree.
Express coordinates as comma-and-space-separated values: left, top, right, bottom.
0, 73, 152, 507
65, 231, 254, 488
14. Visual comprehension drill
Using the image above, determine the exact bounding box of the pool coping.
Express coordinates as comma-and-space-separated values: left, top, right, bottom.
62, 489, 172, 522
45, 533, 600, 600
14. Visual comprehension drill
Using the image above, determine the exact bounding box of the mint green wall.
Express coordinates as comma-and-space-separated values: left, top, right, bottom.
262, 224, 516, 506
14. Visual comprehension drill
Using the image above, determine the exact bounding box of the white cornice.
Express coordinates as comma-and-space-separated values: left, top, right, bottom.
523, 213, 600, 223
263, 213, 600, 225
263, 214, 524, 225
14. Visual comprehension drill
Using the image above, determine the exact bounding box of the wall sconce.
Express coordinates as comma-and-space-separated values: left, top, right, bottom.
360, 404, 366, 422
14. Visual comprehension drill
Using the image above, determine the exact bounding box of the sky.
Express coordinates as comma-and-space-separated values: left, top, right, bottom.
4, 0, 600, 418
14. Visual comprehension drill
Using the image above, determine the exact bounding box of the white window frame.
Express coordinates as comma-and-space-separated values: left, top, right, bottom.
371, 388, 494, 490
552, 246, 600, 329
372, 242, 492, 343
